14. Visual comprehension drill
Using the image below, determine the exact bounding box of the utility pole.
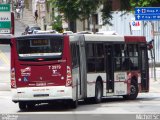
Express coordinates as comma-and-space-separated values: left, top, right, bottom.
151, 21, 157, 81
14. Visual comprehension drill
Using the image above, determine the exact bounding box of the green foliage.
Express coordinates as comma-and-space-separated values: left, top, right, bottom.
52, 15, 63, 33
78, 0, 101, 21
101, 0, 113, 25
47, 0, 160, 27
121, 0, 131, 11
56, 0, 80, 21
130, 0, 160, 9
47, 0, 101, 21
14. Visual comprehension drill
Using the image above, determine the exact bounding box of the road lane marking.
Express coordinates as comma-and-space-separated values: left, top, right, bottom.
0, 50, 9, 65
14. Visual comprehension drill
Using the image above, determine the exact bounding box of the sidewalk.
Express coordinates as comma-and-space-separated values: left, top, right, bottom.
150, 78, 160, 93
16, 8, 40, 27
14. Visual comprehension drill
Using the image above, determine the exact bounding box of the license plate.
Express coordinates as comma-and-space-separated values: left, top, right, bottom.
34, 94, 49, 97
36, 82, 46, 86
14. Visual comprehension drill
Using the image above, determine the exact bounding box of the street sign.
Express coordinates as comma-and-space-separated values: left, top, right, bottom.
0, 4, 11, 34
130, 18, 141, 31
0, 29, 10, 33
0, 4, 10, 12
135, 7, 160, 21
0, 12, 11, 28
135, 15, 160, 21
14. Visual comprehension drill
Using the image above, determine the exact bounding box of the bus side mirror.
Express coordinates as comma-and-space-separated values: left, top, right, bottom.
147, 40, 154, 59
147, 41, 153, 50
28, 30, 32, 34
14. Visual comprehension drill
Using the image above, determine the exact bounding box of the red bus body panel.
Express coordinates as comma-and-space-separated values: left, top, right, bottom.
124, 36, 146, 43
12, 35, 71, 88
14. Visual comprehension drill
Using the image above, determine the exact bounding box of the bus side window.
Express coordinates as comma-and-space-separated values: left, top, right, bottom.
86, 43, 96, 72
114, 44, 123, 71
122, 44, 139, 70
96, 44, 104, 72
122, 57, 133, 70
71, 42, 79, 68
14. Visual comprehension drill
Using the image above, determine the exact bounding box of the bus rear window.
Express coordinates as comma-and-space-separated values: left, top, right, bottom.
17, 38, 63, 61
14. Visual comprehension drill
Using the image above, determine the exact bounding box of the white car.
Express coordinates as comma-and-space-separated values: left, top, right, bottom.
35, 30, 59, 34
63, 31, 73, 34
95, 31, 118, 35
77, 31, 93, 34
32, 30, 41, 34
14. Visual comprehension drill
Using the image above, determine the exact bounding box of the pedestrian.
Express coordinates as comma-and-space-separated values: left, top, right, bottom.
16, 7, 21, 19
34, 10, 38, 23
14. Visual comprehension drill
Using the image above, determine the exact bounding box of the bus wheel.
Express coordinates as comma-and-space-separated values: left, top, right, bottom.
19, 102, 26, 110
94, 81, 102, 103
71, 99, 78, 109
71, 89, 78, 108
26, 103, 35, 110
123, 80, 138, 100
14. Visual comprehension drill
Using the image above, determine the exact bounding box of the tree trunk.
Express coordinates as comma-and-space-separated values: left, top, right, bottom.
83, 19, 85, 31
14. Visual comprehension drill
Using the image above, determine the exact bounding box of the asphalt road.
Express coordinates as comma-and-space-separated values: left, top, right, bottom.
0, 91, 160, 113
15, 19, 26, 37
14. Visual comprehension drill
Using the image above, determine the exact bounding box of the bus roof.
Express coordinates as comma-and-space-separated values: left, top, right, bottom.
16, 34, 63, 39
84, 34, 146, 43
15, 34, 146, 43
125, 36, 146, 43
84, 34, 124, 42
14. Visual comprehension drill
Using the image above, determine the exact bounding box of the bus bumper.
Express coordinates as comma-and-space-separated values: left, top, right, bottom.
11, 86, 74, 102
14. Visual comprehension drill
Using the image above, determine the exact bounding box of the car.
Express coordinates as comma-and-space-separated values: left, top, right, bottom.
35, 30, 59, 34
22, 25, 41, 35
63, 31, 73, 35
77, 31, 93, 34
32, 30, 41, 34
95, 31, 118, 35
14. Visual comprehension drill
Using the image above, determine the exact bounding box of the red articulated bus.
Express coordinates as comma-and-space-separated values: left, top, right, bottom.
9, 34, 149, 110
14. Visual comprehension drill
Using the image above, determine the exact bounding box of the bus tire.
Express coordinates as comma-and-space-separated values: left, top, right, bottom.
26, 103, 35, 110
71, 99, 78, 109
19, 102, 26, 110
71, 82, 78, 109
94, 81, 102, 103
123, 80, 138, 100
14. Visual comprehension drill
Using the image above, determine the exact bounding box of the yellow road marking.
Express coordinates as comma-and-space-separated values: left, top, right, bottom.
0, 50, 9, 65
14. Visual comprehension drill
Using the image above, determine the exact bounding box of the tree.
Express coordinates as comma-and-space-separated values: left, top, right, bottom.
52, 15, 63, 33
78, 0, 101, 30
121, 0, 160, 11
47, 0, 160, 30
101, 0, 113, 26
47, 0, 101, 31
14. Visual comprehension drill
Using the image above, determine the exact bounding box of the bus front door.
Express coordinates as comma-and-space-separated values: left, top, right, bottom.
105, 44, 114, 93
139, 44, 149, 92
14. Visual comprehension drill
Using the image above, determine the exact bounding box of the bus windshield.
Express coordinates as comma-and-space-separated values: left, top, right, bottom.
16, 37, 63, 61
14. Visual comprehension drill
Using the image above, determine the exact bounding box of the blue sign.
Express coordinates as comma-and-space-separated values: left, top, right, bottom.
135, 15, 160, 20
135, 7, 160, 21
23, 77, 28, 82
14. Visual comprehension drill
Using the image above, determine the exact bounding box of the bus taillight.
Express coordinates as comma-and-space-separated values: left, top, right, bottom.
11, 12, 15, 35
66, 66, 72, 86
37, 58, 44, 61
11, 68, 16, 88
147, 40, 154, 50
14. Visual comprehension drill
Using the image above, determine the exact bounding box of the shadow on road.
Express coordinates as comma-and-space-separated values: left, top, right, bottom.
18, 95, 158, 112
